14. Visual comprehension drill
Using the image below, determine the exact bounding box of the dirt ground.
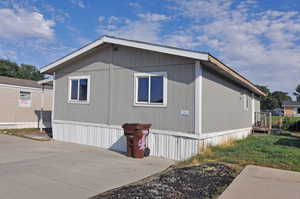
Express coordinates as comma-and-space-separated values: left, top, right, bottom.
90, 163, 236, 199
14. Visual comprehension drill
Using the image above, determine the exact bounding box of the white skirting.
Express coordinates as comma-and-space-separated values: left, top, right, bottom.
0, 122, 51, 129
53, 120, 252, 161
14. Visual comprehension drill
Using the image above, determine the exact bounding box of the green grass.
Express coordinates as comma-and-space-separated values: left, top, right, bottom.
181, 133, 300, 172
272, 116, 300, 124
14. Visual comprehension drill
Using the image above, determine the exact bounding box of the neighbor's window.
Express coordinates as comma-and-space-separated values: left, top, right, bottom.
134, 72, 167, 106
69, 76, 90, 103
19, 91, 31, 107
297, 108, 300, 114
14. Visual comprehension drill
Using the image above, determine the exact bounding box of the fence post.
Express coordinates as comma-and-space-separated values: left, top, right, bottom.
268, 112, 272, 134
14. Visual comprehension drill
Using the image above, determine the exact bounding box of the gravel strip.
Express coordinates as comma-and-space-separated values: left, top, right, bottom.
90, 163, 236, 199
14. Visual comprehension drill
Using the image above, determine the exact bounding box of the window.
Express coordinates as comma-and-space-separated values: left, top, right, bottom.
19, 91, 31, 107
134, 72, 167, 106
244, 91, 249, 111
297, 108, 300, 114
68, 76, 90, 103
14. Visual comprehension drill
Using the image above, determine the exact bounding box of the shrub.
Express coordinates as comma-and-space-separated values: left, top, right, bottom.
283, 116, 300, 131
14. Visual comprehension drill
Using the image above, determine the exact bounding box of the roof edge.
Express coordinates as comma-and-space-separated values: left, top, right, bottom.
208, 55, 267, 97
40, 36, 209, 74
40, 36, 266, 97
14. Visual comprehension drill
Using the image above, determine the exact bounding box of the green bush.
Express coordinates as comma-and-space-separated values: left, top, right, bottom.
283, 117, 292, 130
283, 116, 300, 131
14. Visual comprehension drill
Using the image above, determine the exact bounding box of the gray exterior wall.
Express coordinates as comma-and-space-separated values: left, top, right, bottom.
201, 66, 254, 133
54, 44, 195, 133
53, 43, 261, 134
254, 96, 261, 112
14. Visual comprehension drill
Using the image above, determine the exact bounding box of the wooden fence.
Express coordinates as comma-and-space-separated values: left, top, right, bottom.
253, 112, 272, 134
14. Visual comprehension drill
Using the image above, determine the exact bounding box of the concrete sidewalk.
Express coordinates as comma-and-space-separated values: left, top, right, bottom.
0, 134, 173, 199
218, 165, 300, 199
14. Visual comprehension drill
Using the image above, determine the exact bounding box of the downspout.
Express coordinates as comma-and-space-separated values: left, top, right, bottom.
51, 72, 56, 129
40, 84, 44, 132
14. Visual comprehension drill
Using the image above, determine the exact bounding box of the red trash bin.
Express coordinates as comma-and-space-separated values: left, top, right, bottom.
122, 123, 151, 158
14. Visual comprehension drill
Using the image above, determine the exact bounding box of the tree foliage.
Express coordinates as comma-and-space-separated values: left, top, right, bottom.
0, 58, 44, 81
272, 91, 292, 107
293, 84, 300, 102
256, 85, 291, 110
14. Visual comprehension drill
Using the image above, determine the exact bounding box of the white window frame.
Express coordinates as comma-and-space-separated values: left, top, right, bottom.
244, 91, 249, 111
134, 72, 167, 107
19, 90, 31, 108
68, 75, 90, 104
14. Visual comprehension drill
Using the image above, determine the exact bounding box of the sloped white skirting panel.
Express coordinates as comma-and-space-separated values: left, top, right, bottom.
53, 120, 252, 161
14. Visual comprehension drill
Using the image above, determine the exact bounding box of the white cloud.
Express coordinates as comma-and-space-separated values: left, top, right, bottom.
97, 13, 170, 43
41, 3, 70, 23
108, 16, 119, 23
168, 0, 300, 94
129, 2, 141, 8
138, 13, 171, 22
70, 0, 85, 8
98, 16, 105, 23
98, 19, 161, 43
0, 8, 55, 40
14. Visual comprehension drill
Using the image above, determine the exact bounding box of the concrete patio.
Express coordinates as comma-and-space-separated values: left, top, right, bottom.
218, 165, 300, 199
0, 134, 173, 199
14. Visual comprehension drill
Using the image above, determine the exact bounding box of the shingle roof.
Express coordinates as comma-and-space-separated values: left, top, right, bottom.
0, 76, 52, 89
282, 101, 300, 106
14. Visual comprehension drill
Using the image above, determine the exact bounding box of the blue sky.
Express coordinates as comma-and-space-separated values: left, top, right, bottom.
0, 0, 300, 96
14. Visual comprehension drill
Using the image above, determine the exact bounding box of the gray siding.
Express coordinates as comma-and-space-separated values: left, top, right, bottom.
202, 66, 253, 133
255, 96, 261, 112
54, 45, 195, 133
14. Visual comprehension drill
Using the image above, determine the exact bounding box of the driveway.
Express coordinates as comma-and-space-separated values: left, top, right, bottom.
0, 134, 173, 199
218, 165, 300, 199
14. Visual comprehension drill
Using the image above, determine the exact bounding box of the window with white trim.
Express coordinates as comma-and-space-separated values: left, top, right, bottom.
19, 91, 31, 107
134, 72, 167, 106
68, 76, 90, 103
244, 91, 250, 111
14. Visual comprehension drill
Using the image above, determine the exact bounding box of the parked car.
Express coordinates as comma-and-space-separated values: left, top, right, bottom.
272, 109, 283, 116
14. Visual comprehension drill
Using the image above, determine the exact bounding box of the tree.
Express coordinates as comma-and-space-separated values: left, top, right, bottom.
0, 59, 44, 81
256, 85, 273, 110
293, 85, 300, 102
0, 59, 18, 77
271, 91, 292, 107
255, 85, 291, 110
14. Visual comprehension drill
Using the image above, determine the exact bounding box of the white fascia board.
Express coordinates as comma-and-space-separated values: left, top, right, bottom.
0, 83, 53, 93
40, 37, 106, 73
38, 78, 53, 85
105, 37, 209, 61
283, 105, 300, 107
40, 36, 209, 74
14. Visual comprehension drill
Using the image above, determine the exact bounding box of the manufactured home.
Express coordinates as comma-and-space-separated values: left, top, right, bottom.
0, 76, 53, 129
41, 36, 265, 160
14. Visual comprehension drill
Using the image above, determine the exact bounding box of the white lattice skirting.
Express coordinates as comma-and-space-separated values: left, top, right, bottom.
53, 120, 252, 161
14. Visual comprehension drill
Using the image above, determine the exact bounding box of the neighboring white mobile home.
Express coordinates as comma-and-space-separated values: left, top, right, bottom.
41, 36, 265, 160
0, 76, 53, 129
283, 101, 300, 116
